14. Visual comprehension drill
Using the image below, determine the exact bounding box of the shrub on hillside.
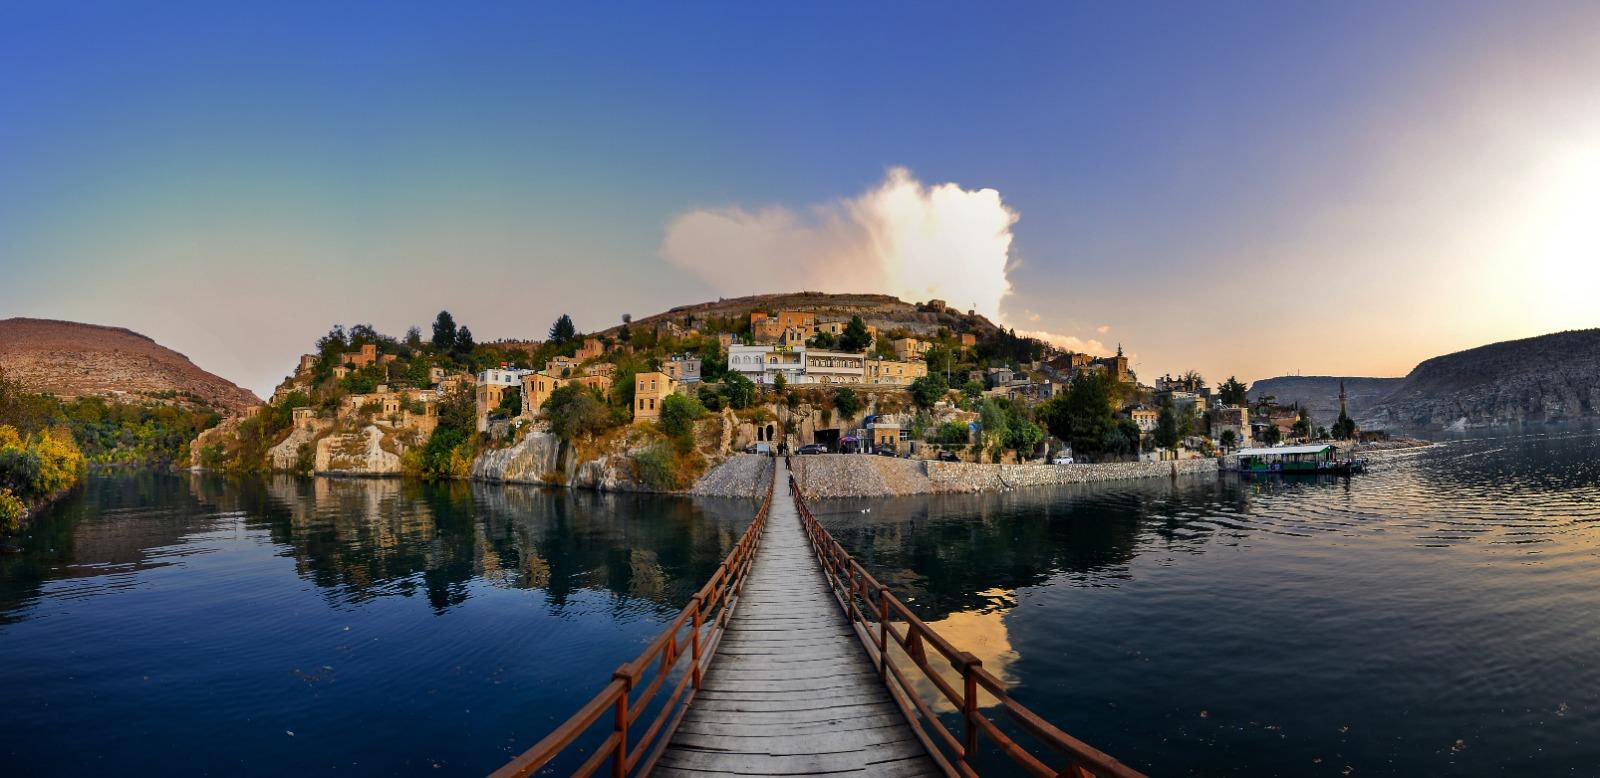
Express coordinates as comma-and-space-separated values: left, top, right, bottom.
659, 394, 706, 439
0, 488, 24, 533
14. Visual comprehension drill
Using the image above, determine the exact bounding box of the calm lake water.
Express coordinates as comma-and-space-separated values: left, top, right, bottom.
2, 427, 1598, 775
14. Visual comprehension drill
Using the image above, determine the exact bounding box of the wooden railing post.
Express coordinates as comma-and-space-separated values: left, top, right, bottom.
957, 652, 982, 765
689, 594, 704, 689
611, 668, 632, 778
877, 586, 890, 680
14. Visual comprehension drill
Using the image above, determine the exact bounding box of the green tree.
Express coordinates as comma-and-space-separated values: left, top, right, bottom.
1333, 409, 1357, 440
1292, 408, 1313, 439
1006, 417, 1044, 458
548, 314, 577, 344
1155, 405, 1180, 451
431, 311, 457, 351
1219, 429, 1239, 451
496, 389, 522, 418
452, 326, 476, 359
659, 393, 707, 439
908, 374, 948, 411
961, 380, 984, 404
546, 385, 610, 441
1040, 371, 1118, 461
831, 387, 861, 419
772, 372, 787, 397
404, 326, 423, 349
722, 373, 756, 410
1217, 376, 1249, 406
1262, 424, 1283, 446
837, 316, 872, 352
934, 421, 970, 445
806, 331, 836, 349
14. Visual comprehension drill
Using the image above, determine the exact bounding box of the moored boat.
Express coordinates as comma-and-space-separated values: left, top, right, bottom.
1224, 443, 1366, 475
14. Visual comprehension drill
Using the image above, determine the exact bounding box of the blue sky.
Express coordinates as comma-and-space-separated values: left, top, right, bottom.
3, 2, 1598, 397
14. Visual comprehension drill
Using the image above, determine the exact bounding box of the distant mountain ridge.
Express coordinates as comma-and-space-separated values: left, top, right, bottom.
1250, 329, 1600, 430
1248, 376, 1402, 421
0, 318, 260, 412
1367, 329, 1600, 428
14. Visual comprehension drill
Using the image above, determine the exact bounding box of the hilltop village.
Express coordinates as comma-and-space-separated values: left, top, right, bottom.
190, 294, 1370, 492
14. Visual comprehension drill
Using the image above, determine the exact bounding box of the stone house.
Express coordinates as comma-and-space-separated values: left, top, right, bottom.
476, 368, 534, 432
892, 337, 932, 361
633, 371, 677, 423
575, 338, 605, 362
1129, 407, 1159, 433
664, 355, 702, 384
865, 357, 927, 386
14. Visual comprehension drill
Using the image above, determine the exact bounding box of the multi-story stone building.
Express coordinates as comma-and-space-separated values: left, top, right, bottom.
664, 355, 702, 384
633, 371, 677, 423
728, 345, 806, 386
802, 350, 865, 385
1130, 407, 1160, 433
476, 368, 535, 431
865, 357, 927, 386
892, 337, 932, 361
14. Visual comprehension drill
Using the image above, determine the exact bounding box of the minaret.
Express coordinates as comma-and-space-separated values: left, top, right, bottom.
1339, 380, 1348, 417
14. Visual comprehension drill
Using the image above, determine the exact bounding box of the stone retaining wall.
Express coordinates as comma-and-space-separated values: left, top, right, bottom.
922, 458, 1218, 493
775, 454, 1220, 499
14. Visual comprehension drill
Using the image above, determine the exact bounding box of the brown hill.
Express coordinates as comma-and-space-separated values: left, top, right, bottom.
0, 318, 260, 412
604, 292, 1002, 340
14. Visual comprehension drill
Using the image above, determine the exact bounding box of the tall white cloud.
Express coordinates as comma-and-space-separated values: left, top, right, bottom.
662, 167, 1017, 322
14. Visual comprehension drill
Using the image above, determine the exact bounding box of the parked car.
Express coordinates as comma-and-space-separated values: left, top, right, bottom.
1051, 454, 1074, 465
797, 443, 827, 455
744, 442, 771, 455
937, 450, 960, 462
876, 448, 899, 457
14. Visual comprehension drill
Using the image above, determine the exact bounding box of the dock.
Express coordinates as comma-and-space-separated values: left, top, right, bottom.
655, 457, 936, 775
495, 455, 1143, 778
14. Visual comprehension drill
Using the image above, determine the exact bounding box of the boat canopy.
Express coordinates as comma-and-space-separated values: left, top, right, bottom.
1232, 444, 1334, 457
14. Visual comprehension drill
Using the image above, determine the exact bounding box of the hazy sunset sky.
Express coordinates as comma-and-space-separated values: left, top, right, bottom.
3, 1, 1598, 397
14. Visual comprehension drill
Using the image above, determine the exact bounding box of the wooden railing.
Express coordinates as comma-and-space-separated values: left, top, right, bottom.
492, 459, 776, 778
787, 465, 1146, 778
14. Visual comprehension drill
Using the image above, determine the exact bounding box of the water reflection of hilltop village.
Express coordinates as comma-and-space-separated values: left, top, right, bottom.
0, 472, 757, 621
243, 475, 758, 613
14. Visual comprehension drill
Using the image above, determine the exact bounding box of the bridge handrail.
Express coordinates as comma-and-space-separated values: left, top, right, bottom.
786, 459, 1146, 778
492, 457, 777, 778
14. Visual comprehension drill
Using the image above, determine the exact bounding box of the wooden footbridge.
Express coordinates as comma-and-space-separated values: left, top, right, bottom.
493, 457, 1143, 778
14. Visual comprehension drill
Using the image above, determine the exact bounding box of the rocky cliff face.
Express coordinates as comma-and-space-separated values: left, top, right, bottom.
0, 317, 260, 411
314, 424, 421, 475
1365, 329, 1600, 429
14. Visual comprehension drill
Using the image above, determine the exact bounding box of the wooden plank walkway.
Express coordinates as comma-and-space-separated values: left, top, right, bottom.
656, 458, 938, 777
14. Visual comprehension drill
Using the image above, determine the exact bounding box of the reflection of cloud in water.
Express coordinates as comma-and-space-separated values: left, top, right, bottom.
898, 588, 1018, 712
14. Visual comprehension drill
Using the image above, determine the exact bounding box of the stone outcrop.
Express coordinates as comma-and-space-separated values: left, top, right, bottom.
315, 424, 416, 475
267, 422, 327, 471
188, 416, 246, 469
472, 431, 566, 485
